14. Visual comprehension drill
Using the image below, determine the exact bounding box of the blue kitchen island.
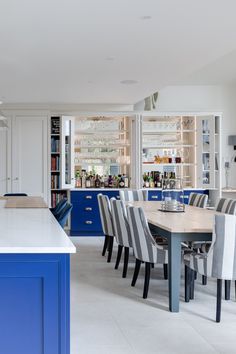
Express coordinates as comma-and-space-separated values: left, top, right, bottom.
0, 199, 76, 354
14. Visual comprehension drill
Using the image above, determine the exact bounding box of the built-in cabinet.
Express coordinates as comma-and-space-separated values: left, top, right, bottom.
141, 114, 221, 192
0, 114, 48, 200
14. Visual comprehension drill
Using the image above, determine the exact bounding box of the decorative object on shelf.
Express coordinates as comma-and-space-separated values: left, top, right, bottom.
228, 135, 236, 162
160, 178, 185, 212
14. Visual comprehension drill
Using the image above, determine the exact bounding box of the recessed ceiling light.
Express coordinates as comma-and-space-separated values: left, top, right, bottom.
0, 101, 3, 105
140, 15, 152, 20
120, 80, 138, 85
106, 57, 115, 61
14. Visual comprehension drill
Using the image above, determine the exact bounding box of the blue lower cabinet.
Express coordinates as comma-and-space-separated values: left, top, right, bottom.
70, 190, 119, 236
0, 253, 70, 354
148, 190, 162, 201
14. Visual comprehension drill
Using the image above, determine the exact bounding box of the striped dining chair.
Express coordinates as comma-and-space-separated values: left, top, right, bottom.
215, 198, 236, 214
97, 194, 115, 262
200, 198, 236, 288
188, 192, 208, 208
127, 205, 168, 299
119, 189, 148, 202
184, 213, 236, 322
110, 198, 132, 278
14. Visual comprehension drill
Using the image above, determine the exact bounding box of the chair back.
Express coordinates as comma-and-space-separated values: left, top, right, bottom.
215, 198, 236, 214
110, 199, 132, 248
57, 202, 73, 228
4, 193, 28, 196
209, 214, 236, 280
97, 194, 114, 237
119, 189, 148, 202
188, 193, 208, 208
51, 198, 67, 216
127, 206, 167, 264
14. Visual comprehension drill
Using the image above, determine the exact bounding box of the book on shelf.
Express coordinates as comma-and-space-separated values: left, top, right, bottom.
51, 175, 60, 189
51, 117, 60, 134
51, 156, 60, 171
51, 138, 60, 153
51, 191, 67, 208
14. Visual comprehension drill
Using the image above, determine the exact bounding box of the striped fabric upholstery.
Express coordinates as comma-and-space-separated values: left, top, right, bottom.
184, 214, 236, 279
97, 194, 114, 236
110, 199, 132, 248
215, 198, 236, 215
127, 206, 168, 264
188, 193, 208, 208
119, 190, 148, 202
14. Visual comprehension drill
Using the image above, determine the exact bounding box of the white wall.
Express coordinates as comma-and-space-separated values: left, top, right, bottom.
135, 85, 236, 188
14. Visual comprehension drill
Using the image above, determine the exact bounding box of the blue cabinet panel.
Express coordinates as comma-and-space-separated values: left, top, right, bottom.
70, 190, 119, 236
0, 254, 70, 354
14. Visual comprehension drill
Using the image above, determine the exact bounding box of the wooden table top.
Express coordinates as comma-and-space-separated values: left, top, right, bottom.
126, 201, 216, 233
4, 196, 48, 209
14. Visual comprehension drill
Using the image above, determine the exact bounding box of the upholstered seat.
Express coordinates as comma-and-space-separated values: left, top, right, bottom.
188, 192, 208, 208
119, 189, 148, 202
110, 198, 132, 277
97, 194, 115, 262
127, 205, 168, 299
184, 213, 236, 322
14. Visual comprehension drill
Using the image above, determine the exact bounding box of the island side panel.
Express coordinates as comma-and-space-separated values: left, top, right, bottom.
0, 253, 70, 354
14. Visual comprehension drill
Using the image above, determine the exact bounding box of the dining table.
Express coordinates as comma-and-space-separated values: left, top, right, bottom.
126, 201, 215, 312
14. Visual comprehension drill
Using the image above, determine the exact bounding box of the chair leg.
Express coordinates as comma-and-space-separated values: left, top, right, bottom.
122, 247, 129, 278
107, 237, 114, 263
131, 259, 141, 287
102, 235, 109, 256
216, 279, 222, 323
190, 269, 195, 300
202, 275, 207, 285
143, 262, 151, 299
225, 280, 231, 300
114, 245, 123, 269
163, 263, 168, 280
194, 271, 197, 280
185, 265, 191, 303
151, 263, 154, 269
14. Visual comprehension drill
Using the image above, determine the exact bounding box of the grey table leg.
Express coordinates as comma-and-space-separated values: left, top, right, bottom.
168, 234, 182, 312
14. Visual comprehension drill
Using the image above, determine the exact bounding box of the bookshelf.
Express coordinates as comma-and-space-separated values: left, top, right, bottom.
50, 117, 68, 208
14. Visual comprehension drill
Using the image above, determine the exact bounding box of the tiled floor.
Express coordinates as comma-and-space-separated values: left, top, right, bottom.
70, 237, 236, 354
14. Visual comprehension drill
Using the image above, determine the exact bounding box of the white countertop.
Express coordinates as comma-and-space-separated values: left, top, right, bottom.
0, 201, 76, 254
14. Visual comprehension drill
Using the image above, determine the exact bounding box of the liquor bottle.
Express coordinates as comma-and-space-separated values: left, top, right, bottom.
149, 172, 155, 188
104, 175, 109, 188
100, 175, 105, 188
119, 175, 125, 188
95, 175, 101, 188
143, 173, 147, 187
124, 175, 129, 188
145, 172, 150, 188
108, 175, 113, 188
85, 175, 91, 188
81, 170, 86, 188
75, 171, 82, 188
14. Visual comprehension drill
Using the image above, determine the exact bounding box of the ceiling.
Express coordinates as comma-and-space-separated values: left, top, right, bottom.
1, 0, 236, 104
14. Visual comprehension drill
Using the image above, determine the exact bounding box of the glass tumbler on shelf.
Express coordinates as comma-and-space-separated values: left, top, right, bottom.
161, 178, 185, 212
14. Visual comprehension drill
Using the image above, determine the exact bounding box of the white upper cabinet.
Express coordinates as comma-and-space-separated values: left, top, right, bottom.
61, 116, 75, 189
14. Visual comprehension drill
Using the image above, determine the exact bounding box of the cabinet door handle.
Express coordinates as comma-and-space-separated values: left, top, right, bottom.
151, 195, 158, 199
85, 220, 93, 224
85, 207, 92, 211
85, 195, 92, 199
116, 196, 120, 199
